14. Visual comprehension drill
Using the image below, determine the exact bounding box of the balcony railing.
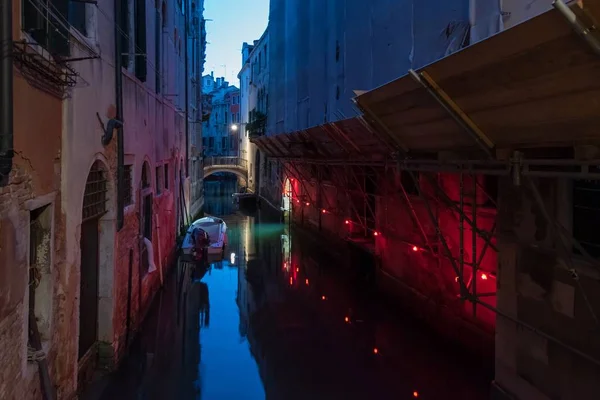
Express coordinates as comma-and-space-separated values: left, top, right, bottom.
204, 157, 248, 170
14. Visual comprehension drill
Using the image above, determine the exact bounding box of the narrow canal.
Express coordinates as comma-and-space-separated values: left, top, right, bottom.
89, 178, 493, 399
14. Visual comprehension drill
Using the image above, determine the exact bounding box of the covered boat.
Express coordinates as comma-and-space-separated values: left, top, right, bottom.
181, 216, 228, 261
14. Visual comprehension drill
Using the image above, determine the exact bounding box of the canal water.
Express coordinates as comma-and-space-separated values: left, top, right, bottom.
89, 178, 493, 399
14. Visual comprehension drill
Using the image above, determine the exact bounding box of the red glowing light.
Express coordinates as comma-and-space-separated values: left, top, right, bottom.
322, 209, 326, 214
305, 202, 310, 206
321, 295, 326, 300
373, 348, 379, 354
413, 391, 419, 398
289, 277, 293, 285
412, 246, 418, 252
373, 231, 379, 237
454, 276, 459, 282
296, 267, 299, 272
296, 199, 300, 203
345, 220, 350, 225
481, 273, 488, 280
305, 278, 309, 285
344, 316, 350, 323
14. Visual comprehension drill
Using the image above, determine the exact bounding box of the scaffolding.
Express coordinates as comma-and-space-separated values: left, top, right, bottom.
252, 1, 600, 368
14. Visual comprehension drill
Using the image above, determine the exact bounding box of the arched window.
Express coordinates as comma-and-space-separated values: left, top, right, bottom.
82, 161, 108, 221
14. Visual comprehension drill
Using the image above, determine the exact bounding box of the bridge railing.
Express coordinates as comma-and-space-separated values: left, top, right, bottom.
204, 156, 248, 170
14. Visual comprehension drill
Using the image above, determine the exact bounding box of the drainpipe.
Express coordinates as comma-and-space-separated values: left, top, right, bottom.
0, 0, 13, 186
114, 0, 125, 230
184, 0, 189, 177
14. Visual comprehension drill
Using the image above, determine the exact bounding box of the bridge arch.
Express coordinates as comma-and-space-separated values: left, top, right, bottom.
203, 167, 247, 183
203, 156, 249, 186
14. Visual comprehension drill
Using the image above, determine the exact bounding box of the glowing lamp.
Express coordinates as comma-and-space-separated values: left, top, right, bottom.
322, 209, 327, 214
289, 277, 293, 285
305, 278, 309, 285
321, 295, 326, 300
345, 220, 350, 225
481, 273, 488, 280
412, 246, 418, 252
344, 316, 350, 323
305, 202, 310, 206
373, 231, 379, 237
373, 348, 379, 354
413, 392, 419, 398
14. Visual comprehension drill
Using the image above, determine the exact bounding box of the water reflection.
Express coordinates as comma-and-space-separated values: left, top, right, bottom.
91, 179, 492, 400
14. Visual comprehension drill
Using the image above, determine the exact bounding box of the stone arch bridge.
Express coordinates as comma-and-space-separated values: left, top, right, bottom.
203, 156, 248, 182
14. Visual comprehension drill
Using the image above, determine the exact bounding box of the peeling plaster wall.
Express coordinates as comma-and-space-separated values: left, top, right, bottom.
1, 4, 65, 400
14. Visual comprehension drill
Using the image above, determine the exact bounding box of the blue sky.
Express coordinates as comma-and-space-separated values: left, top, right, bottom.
203, 0, 270, 85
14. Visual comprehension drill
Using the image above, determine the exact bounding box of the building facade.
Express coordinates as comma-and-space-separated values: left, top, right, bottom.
0, 0, 204, 398
255, 1, 593, 400
190, 0, 208, 218
201, 74, 240, 157
239, 29, 269, 194
0, 0, 70, 398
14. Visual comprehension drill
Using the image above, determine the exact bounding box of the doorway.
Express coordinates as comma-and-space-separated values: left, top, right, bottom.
79, 162, 108, 361
79, 217, 99, 359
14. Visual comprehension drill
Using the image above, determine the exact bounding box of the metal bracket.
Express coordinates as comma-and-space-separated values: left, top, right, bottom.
553, 0, 600, 56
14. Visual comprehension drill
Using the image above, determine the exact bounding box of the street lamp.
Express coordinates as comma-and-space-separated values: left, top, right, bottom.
230, 123, 239, 132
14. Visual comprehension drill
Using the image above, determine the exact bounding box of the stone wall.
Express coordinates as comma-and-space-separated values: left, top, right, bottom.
493, 176, 600, 400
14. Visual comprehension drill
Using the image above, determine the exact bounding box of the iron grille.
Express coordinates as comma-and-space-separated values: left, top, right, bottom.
82, 162, 108, 221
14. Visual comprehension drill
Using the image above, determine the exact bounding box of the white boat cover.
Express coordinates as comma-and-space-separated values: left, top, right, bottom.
182, 216, 227, 253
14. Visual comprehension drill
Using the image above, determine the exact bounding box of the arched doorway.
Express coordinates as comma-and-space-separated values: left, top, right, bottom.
254, 149, 261, 195
282, 177, 293, 225
79, 161, 108, 360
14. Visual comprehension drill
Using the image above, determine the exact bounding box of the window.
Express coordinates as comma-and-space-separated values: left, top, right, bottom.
573, 179, 600, 257
69, 1, 87, 36
230, 136, 235, 150
156, 166, 163, 194
209, 137, 214, 149
22, 0, 69, 56
124, 165, 133, 206
222, 137, 227, 151
161, 1, 167, 28
134, 0, 147, 81
164, 163, 169, 190
83, 162, 108, 221
335, 40, 340, 62
29, 204, 53, 345
141, 162, 151, 188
